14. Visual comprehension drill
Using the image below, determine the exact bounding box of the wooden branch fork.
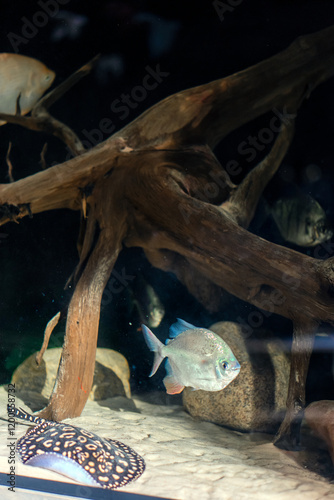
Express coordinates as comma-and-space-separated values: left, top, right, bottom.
1, 25, 334, 449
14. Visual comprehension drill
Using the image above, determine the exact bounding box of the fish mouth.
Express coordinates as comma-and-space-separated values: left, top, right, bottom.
312, 221, 333, 244
232, 362, 241, 371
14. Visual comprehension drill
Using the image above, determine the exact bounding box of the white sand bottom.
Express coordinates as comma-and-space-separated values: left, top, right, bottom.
0, 387, 333, 500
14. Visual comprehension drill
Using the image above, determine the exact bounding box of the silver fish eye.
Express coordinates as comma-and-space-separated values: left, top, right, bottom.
220, 361, 229, 370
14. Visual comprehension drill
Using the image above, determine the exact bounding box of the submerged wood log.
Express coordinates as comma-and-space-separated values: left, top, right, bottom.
1, 25, 334, 444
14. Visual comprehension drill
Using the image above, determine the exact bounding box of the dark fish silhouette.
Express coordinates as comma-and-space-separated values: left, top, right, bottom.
270, 192, 333, 247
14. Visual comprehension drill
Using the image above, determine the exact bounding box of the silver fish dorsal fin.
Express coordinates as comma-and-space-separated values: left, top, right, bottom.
169, 318, 197, 338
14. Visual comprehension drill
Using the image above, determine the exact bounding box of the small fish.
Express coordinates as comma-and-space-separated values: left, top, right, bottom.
142, 318, 240, 394
95, 54, 125, 84
302, 163, 322, 184
15, 408, 145, 489
50, 10, 89, 42
270, 192, 333, 247
129, 274, 165, 328
0, 53, 55, 125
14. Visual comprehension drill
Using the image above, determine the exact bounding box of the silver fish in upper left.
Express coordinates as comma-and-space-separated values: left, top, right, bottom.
0, 53, 55, 125
142, 318, 240, 394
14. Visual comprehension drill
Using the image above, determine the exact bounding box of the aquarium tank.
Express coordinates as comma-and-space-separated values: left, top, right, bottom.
0, 1, 334, 499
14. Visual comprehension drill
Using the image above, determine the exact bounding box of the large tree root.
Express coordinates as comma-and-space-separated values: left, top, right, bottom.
1, 26, 334, 448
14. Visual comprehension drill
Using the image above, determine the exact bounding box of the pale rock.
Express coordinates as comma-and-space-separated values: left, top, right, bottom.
11, 347, 131, 403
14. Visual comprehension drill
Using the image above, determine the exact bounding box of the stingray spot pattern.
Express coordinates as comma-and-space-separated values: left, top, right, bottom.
14, 407, 145, 489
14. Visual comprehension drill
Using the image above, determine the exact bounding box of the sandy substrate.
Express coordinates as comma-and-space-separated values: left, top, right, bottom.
0, 387, 333, 500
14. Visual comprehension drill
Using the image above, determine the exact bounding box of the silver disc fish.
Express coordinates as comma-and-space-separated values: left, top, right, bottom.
130, 273, 165, 328
270, 193, 333, 247
0, 53, 55, 125
142, 318, 240, 394
15, 408, 145, 489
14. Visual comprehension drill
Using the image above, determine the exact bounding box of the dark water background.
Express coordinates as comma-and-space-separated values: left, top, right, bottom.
0, 0, 333, 401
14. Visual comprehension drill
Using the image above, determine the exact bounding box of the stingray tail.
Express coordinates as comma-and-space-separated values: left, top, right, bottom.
14, 407, 46, 425
141, 324, 165, 377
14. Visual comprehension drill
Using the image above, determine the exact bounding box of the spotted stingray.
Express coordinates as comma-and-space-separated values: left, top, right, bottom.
15, 407, 145, 489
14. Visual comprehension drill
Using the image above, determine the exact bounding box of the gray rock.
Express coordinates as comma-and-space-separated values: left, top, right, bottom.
305, 400, 334, 467
183, 321, 290, 433
11, 347, 131, 403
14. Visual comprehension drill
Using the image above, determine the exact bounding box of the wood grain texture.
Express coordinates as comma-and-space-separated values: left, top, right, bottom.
1, 25, 334, 446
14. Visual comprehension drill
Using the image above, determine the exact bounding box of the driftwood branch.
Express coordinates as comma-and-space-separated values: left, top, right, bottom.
41, 174, 128, 420
36, 311, 61, 366
5, 142, 14, 183
274, 319, 318, 449
35, 55, 100, 112
123, 152, 334, 323
1, 25, 334, 447
112, 25, 334, 150
223, 122, 295, 227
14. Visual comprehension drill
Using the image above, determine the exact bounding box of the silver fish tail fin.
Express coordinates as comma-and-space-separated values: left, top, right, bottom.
141, 324, 165, 376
